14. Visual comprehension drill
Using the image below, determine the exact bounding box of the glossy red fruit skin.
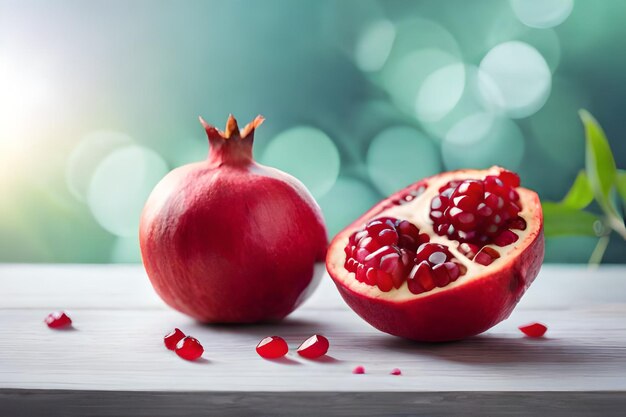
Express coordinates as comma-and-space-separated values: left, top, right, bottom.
164, 328, 185, 350
175, 336, 204, 361
297, 334, 330, 359
256, 336, 289, 359
140, 116, 328, 323
45, 311, 72, 329
519, 322, 547, 338
326, 168, 544, 342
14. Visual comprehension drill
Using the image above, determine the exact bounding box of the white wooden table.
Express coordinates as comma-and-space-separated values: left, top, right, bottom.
1, 264, 626, 416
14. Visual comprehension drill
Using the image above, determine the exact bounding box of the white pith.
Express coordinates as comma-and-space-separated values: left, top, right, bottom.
333, 167, 539, 302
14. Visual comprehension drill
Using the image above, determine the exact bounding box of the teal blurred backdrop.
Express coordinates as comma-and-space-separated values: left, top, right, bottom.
0, 0, 625, 263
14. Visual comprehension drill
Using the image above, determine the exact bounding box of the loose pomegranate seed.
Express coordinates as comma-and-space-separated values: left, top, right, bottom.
390, 368, 402, 376
175, 336, 204, 360
45, 311, 72, 329
164, 328, 185, 350
256, 336, 288, 359
297, 334, 329, 359
352, 365, 365, 374
519, 322, 547, 338
430, 170, 523, 247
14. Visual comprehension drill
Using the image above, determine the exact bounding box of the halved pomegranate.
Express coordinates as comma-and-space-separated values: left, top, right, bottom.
326, 167, 544, 342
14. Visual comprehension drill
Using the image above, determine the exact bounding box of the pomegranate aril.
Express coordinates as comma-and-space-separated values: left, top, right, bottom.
45, 311, 72, 329
409, 261, 436, 292
498, 170, 520, 188
519, 322, 547, 338
494, 230, 519, 247
297, 334, 329, 359
364, 245, 394, 267
430, 170, 523, 246
356, 265, 366, 283
352, 365, 365, 374
432, 264, 450, 287
476, 203, 493, 217
256, 336, 288, 359
443, 262, 460, 281
365, 267, 378, 286
164, 328, 185, 350
458, 242, 480, 259
508, 216, 527, 230
390, 368, 402, 376
474, 247, 500, 266
376, 271, 394, 292
175, 336, 204, 361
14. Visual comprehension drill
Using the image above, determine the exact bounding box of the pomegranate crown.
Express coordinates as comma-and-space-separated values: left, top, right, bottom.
199, 114, 265, 142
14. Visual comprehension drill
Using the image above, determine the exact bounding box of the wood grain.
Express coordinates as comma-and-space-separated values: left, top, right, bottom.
3, 390, 626, 417
1, 264, 626, 416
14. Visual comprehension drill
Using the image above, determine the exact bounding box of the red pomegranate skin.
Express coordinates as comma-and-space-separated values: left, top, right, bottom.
140, 116, 327, 323
327, 170, 544, 342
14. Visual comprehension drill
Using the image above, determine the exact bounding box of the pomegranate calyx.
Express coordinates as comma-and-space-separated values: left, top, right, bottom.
199, 114, 265, 166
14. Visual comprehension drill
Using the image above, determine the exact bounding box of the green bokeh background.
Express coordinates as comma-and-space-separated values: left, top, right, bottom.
0, 0, 624, 263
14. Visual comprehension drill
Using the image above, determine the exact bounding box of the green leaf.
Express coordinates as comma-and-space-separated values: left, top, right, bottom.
542, 202, 602, 237
617, 170, 626, 208
561, 171, 594, 209
579, 109, 618, 216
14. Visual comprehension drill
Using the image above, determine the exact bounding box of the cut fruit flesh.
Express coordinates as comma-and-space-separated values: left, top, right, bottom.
326, 166, 544, 342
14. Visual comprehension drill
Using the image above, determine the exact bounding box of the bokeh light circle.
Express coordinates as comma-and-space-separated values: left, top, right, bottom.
478, 41, 551, 118
317, 177, 381, 237
417, 65, 489, 141
416, 63, 466, 123
367, 126, 441, 195
510, 0, 574, 29
355, 20, 396, 72
382, 49, 460, 116
519, 29, 561, 74
261, 126, 340, 198
66, 130, 135, 202
378, 18, 462, 116
442, 113, 525, 171
87, 145, 169, 237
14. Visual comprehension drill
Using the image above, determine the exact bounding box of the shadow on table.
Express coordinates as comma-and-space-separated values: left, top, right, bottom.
191, 317, 327, 339
372, 334, 604, 365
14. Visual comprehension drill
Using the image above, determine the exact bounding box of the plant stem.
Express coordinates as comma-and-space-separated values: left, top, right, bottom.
606, 215, 626, 240
589, 235, 610, 266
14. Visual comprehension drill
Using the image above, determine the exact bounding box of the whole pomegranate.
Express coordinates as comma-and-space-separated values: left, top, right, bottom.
140, 115, 327, 323
326, 167, 544, 342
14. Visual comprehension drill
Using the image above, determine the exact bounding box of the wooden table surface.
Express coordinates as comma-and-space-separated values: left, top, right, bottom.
1, 264, 626, 416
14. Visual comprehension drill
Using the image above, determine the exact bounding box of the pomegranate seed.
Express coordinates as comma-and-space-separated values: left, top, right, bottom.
45, 311, 72, 329
390, 368, 402, 376
175, 336, 204, 361
494, 230, 519, 247
508, 216, 527, 231
376, 270, 394, 292
352, 365, 365, 374
430, 171, 522, 246
519, 322, 547, 338
164, 328, 185, 350
458, 242, 479, 259
474, 246, 500, 266
345, 217, 420, 291
498, 170, 520, 188
297, 335, 329, 359
256, 336, 288, 359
